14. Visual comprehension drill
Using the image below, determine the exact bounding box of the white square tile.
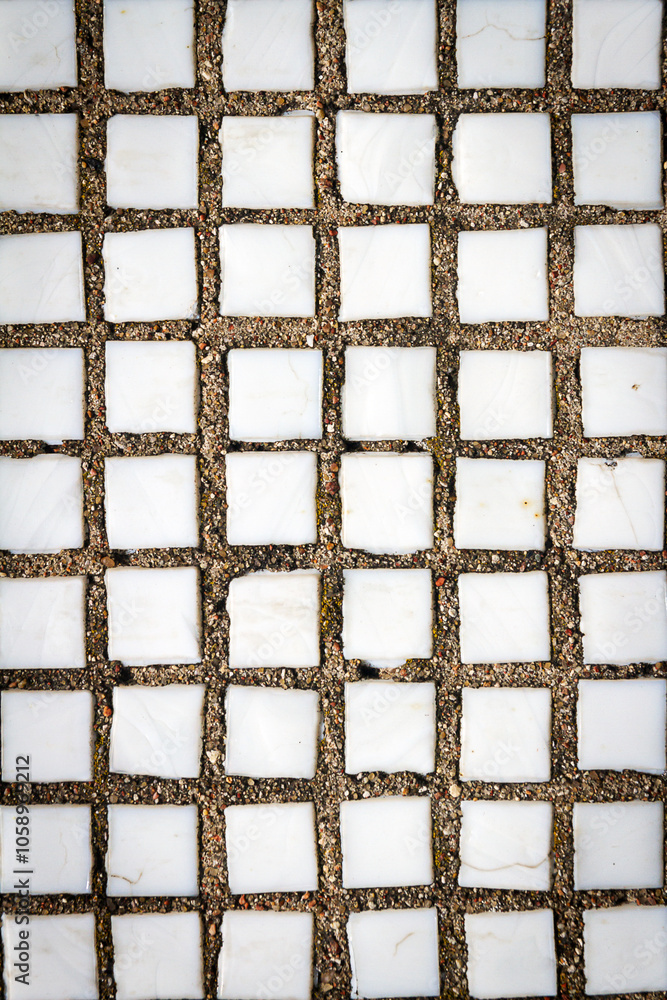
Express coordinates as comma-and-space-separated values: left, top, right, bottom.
572, 0, 662, 89
106, 804, 198, 897
0, 348, 84, 444
574, 457, 665, 551
584, 906, 667, 995
458, 350, 553, 440
109, 684, 205, 778
340, 452, 433, 554
218, 911, 313, 1000
225, 801, 318, 894
228, 349, 322, 442
465, 909, 557, 999
225, 685, 319, 778
347, 908, 440, 999
336, 111, 436, 205
112, 913, 203, 1000
106, 566, 201, 667
343, 346, 437, 441
344, 680, 436, 775
106, 115, 198, 210
459, 800, 552, 890
574, 800, 663, 890
456, 0, 546, 88
581, 347, 667, 438
0, 576, 86, 670
1, 689, 93, 782
104, 455, 199, 550
573, 223, 665, 318
458, 572, 551, 664
0, 1, 77, 92
342, 568, 433, 669
0, 231, 84, 325
219, 224, 315, 318
457, 228, 549, 323
338, 224, 432, 321
460, 687, 551, 783
0, 455, 82, 554
2, 913, 97, 1000
227, 570, 320, 669
105, 341, 197, 435
340, 795, 432, 888
0, 114, 78, 213
454, 457, 546, 551
226, 451, 317, 546
221, 115, 314, 209
573, 112, 663, 210
222, 0, 314, 92
103, 0, 195, 92
579, 570, 667, 665
0, 804, 91, 894
103, 228, 198, 323
577, 678, 666, 773
452, 113, 551, 204
343, 0, 438, 95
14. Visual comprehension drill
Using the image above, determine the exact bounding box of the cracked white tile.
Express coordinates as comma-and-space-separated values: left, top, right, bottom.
573, 456, 665, 551
459, 800, 552, 890
0, 1, 77, 92
456, 0, 546, 88
347, 908, 440, 999
106, 804, 199, 897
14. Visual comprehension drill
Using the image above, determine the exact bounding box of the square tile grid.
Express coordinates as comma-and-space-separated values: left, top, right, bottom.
0, 0, 665, 998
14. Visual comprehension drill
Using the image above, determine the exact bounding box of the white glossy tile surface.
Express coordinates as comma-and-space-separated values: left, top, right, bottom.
0, 231, 85, 324
454, 457, 546, 551
456, 0, 546, 88
103, 228, 198, 322
106, 804, 198, 897
457, 228, 549, 323
458, 571, 551, 664
342, 568, 433, 668
345, 680, 436, 774
218, 911, 313, 1000
0, 805, 91, 894
583, 905, 667, 995
221, 115, 314, 208
1, 689, 93, 782
106, 566, 201, 667
219, 224, 316, 317
343, 0, 438, 94
460, 687, 551, 782
228, 349, 322, 441
574, 800, 663, 890
225, 685, 320, 778
2, 913, 97, 1000
227, 570, 320, 669
465, 909, 557, 999
103, 0, 195, 92
105, 341, 198, 435
0, 455, 82, 554
0, 576, 86, 670
347, 908, 440, 999
577, 678, 666, 773
580, 346, 667, 437
340, 795, 432, 888
112, 912, 203, 1000
573, 456, 665, 551
0, 114, 78, 213
458, 350, 553, 440
572, 0, 662, 89
105, 455, 199, 550
459, 800, 552, 890
574, 223, 665, 317
338, 223, 432, 320
572, 111, 663, 209
0, 348, 84, 444
343, 346, 437, 441
222, 0, 314, 92
225, 801, 318, 894
0, 1, 77, 92
340, 452, 433, 554
106, 115, 199, 209
336, 111, 436, 205
226, 451, 317, 545
109, 684, 205, 779
579, 570, 667, 665
452, 113, 551, 204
